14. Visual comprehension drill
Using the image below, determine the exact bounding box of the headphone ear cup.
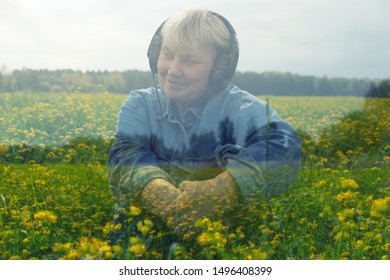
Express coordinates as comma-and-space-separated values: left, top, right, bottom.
147, 22, 165, 75
209, 12, 239, 90
209, 42, 239, 91
210, 53, 228, 90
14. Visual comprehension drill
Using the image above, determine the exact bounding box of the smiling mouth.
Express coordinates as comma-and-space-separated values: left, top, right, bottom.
167, 79, 187, 86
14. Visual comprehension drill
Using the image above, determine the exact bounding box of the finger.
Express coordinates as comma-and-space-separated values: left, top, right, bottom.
178, 180, 201, 192
178, 180, 190, 191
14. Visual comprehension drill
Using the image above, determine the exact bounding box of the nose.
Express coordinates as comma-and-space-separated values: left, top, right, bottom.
167, 58, 183, 77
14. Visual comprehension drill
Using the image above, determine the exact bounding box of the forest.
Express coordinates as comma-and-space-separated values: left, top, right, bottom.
0, 67, 384, 96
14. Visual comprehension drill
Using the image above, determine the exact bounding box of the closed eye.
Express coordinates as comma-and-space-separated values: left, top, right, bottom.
161, 47, 173, 59
184, 57, 201, 65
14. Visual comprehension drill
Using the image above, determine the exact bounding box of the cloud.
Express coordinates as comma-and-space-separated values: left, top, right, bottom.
1, 0, 389, 79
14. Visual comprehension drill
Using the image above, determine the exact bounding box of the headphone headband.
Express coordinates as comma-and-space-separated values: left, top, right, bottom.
147, 11, 239, 91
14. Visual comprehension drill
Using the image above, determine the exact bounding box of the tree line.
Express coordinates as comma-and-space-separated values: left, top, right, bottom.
365, 80, 390, 98
0, 67, 385, 96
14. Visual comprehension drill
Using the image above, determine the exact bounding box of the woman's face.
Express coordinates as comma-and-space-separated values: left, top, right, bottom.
157, 41, 217, 113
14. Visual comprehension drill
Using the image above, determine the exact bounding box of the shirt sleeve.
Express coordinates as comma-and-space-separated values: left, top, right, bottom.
214, 98, 301, 205
107, 91, 172, 209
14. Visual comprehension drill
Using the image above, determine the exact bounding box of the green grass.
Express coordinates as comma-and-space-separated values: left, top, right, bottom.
0, 94, 388, 259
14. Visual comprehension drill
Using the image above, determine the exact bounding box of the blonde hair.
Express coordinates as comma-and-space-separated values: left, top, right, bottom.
161, 8, 231, 52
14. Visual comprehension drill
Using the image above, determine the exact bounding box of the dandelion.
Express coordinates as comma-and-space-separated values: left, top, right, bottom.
197, 231, 227, 248
340, 178, 359, 189
337, 208, 355, 223
129, 244, 146, 257
340, 251, 350, 260
112, 244, 123, 257
0, 144, 10, 153
143, 219, 153, 227
77, 143, 89, 150
137, 220, 151, 236
371, 197, 390, 217
248, 249, 267, 260
66, 251, 81, 260
355, 239, 364, 249
314, 180, 326, 188
102, 251, 114, 260
34, 179, 46, 186
270, 234, 282, 247
99, 245, 112, 255
130, 206, 141, 216
334, 231, 350, 242
34, 210, 57, 224
335, 190, 359, 202
373, 234, 383, 243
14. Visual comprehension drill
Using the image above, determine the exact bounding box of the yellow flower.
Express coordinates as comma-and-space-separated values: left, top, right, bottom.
102, 251, 114, 260
371, 197, 390, 217
66, 251, 80, 260
143, 219, 153, 227
355, 239, 364, 248
129, 237, 140, 245
0, 144, 10, 153
77, 143, 89, 150
337, 208, 355, 223
340, 178, 359, 189
112, 244, 123, 257
340, 251, 350, 260
137, 220, 151, 236
249, 249, 267, 260
335, 190, 358, 202
34, 210, 57, 223
334, 231, 350, 242
314, 180, 326, 188
130, 206, 141, 216
373, 234, 383, 243
99, 245, 111, 253
34, 179, 46, 186
129, 244, 146, 257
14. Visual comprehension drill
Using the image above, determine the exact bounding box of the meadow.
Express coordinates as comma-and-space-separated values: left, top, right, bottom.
0, 92, 388, 260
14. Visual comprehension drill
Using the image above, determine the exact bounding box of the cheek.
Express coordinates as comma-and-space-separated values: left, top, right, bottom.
195, 66, 213, 86
156, 58, 166, 74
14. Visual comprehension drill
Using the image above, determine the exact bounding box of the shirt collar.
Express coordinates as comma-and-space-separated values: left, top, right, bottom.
156, 87, 213, 120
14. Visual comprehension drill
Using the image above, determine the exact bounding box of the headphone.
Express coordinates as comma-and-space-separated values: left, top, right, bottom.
147, 11, 239, 91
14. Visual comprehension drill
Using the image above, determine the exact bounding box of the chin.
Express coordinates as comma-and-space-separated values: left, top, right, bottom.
166, 92, 191, 105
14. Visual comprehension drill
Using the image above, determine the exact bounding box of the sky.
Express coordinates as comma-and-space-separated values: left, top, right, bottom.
0, 0, 389, 79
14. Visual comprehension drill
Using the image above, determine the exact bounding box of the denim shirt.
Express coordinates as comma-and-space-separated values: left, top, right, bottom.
108, 85, 301, 208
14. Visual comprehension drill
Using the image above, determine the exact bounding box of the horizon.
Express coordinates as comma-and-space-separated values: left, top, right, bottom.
0, 66, 384, 81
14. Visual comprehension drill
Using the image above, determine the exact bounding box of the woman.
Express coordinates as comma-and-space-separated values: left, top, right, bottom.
108, 8, 301, 247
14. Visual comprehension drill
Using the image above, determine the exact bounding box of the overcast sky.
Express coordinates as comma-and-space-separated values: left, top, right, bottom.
1, 0, 389, 79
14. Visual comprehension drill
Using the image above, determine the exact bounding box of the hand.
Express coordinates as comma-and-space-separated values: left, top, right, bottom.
162, 171, 241, 239
140, 178, 181, 219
